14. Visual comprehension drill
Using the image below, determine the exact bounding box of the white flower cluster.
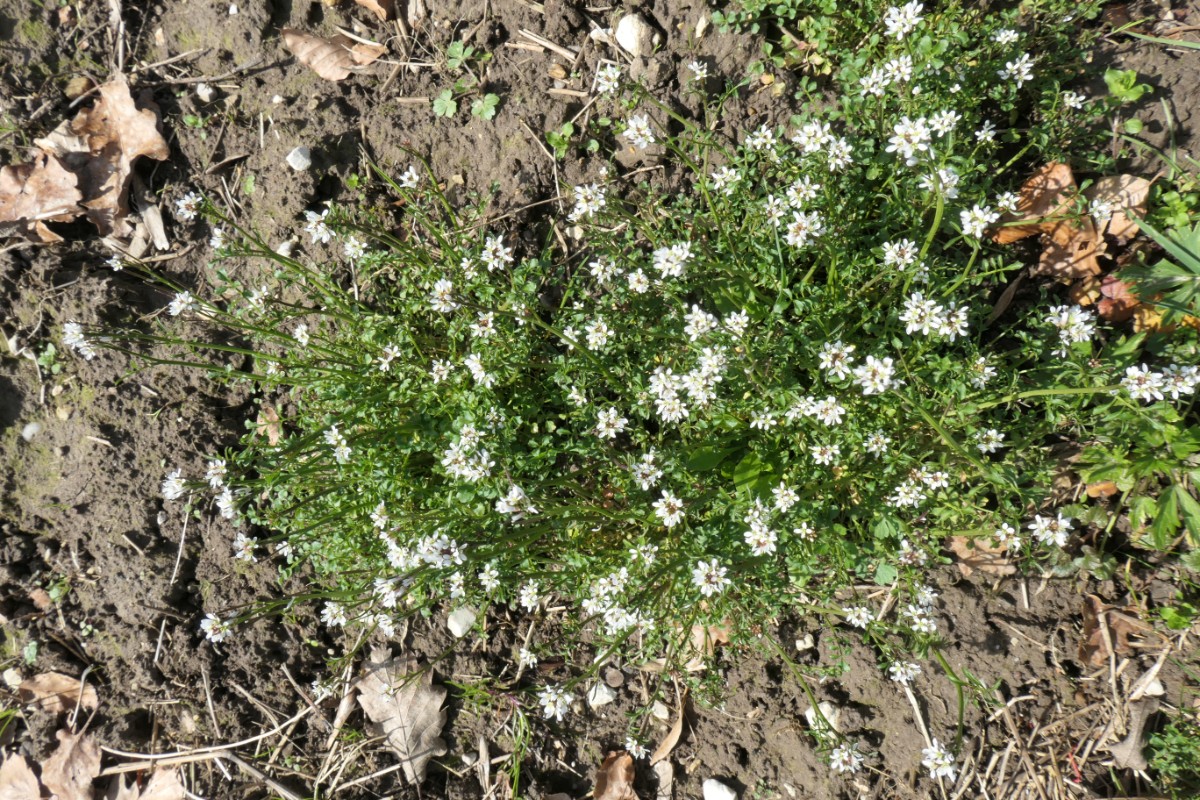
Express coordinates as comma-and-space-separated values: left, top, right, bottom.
884, 1, 924, 39
1121, 363, 1199, 403
900, 292, 969, 340
647, 346, 727, 424
496, 485, 539, 520
569, 183, 607, 221
1046, 305, 1097, 356
304, 208, 333, 244
62, 322, 97, 360
652, 241, 693, 279
631, 450, 663, 490
622, 114, 655, 149
441, 425, 495, 482
582, 567, 647, 634
324, 424, 351, 464
790, 120, 853, 171
853, 355, 899, 395
922, 738, 957, 781
691, 557, 729, 596
1028, 512, 1073, 547
787, 395, 847, 427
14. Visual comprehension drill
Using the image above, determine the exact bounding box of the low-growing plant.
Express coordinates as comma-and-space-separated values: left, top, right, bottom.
1149, 708, 1200, 799
63, 0, 1200, 785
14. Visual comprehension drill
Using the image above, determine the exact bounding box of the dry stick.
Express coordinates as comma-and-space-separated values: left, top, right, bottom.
517, 28, 578, 62
992, 691, 1051, 800
133, 49, 210, 74
201, 667, 222, 739
148, 57, 265, 86
220, 751, 306, 800
108, 0, 126, 74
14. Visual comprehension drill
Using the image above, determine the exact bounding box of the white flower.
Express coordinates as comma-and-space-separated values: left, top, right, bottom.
853, 355, 897, 395
883, 239, 919, 270
884, 1, 924, 39
883, 54, 914, 84
826, 137, 853, 171
200, 613, 229, 643
653, 491, 685, 528
975, 120, 998, 142
632, 451, 663, 491
791, 119, 832, 152
343, 236, 367, 260
429, 278, 458, 313
303, 209, 333, 244
929, 109, 961, 137
860, 66, 890, 96
585, 317, 613, 350
1122, 364, 1166, 403
175, 192, 202, 221
622, 114, 655, 149
999, 52, 1035, 88
571, 183, 607, 220
844, 606, 874, 628
750, 410, 778, 430
920, 167, 960, 199
596, 63, 621, 94
479, 563, 500, 593
232, 531, 257, 561
975, 428, 1005, 453
886, 116, 931, 162
1063, 90, 1086, 109
209, 227, 226, 249
538, 685, 572, 721
994, 522, 1020, 549
205, 459, 227, 490
293, 323, 310, 347
162, 469, 186, 501
692, 558, 729, 596
785, 210, 825, 248
496, 485, 539, 520
687, 60, 709, 81
216, 487, 237, 520
62, 322, 97, 360
773, 483, 799, 513
627, 269, 650, 293
710, 166, 740, 196
168, 291, 196, 317
596, 407, 628, 439
1047, 305, 1097, 354
431, 359, 452, 384
993, 28, 1019, 45
745, 125, 777, 153
724, 310, 750, 337
811, 443, 840, 466
969, 356, 996, 388
652, 241, 692, 278
829, 743, 863, 774
481, 235, 514, 272
864, 431, 891, 456
1163, 364, 1200, 399
321, 602, 348, 628
517, 648, 537, 669
464, 353, 495, 388
519, 581, 542, 611
960, 204, 999, 238
626, 738, 650, 760
922, 738, 957, 781
377, 344, 401, 372
1028, 513, 1073, 547
397, 164, 421, 188
889, 661, 922, 684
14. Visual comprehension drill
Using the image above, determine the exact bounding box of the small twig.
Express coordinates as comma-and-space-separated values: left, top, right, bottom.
147, 57, 265, 86
201, 667, 222, 739
100, 707, 314, 769
134, 49, 210, 73
518, 28, 578, 61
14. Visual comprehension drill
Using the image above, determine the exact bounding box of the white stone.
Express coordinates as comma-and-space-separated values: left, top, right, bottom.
286, 146, 312, 171
795, 633, 815, 652
702, 779, 737, 800
195, 83, 214, 102
2, 668, 21, 689
587, 682, 616, 708
21, 422, 42, 442
651, 700, 671, 721
271, 94, 284, 104
804, 701, 840, 733
228, 3, 238, 14
275, 239, 296, 257
447, 606, 477, 638
615, 14, 657, 58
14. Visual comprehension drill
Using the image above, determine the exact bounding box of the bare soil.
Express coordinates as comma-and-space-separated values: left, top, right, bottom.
2, 1, 1200, 799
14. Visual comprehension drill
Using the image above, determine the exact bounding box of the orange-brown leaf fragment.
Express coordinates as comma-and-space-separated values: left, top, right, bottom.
594, 752, 638, 800
1079, 595, 1153, 667
947, 536, 1016, 579
0, 152, 82, 242
1033, 217, 1102, 283
283, 29, 385, 81
990, 162, 1079, 244
354, 0, 395, 20
1086, 480, 1119, 499
1096, 273, 1141, 322
1084, 174, 1152, 241
18, 672, 99, 714
41, 729, 101, 800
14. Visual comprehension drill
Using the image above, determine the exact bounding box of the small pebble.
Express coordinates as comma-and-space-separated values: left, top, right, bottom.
286, 145, 312, 172
651, 700, 670, 721
804, 701, 840, 733
195, 82, 214, 102
228, 3, 238, 14
604, 667, 625, 688
587, 683, 616, 709
703, 779, 738, 800
271, 94, 284, 104
795, 633, 815, 652
447, 606, 477, 638
21, 422, 42, 442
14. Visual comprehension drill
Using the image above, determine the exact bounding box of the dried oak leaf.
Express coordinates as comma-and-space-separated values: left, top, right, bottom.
1096, 273, 1141, 322
594, 752, 638, 800
33, 75, 169, 238
282, 29, 386, 81
355, 647, 447, 784
42, 729, 101, 800
18, 672, 99, 714
947, 536, 1015, 578
1084, 174, 1152, 241
990, 162, 1078, 244
0, 152, 82, 242
1078, 594, 1152, 667
1033, 216, 1102, 283
105, 770, 186, 800
354, 0, 395, 20
255, 405, 281, 445
0, 753, 42, 800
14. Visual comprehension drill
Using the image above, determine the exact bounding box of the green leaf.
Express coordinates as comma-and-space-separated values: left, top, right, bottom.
433, 90, 457, 118
733, 451, 770, 495
1159, 604, 1196, 630
471, 93, 500, 120
242, 173, 255, 195
1149, 490, 1181, 550
1172, 485, 1200, 543
874, 562, 898, 585
688, 444, 736, 472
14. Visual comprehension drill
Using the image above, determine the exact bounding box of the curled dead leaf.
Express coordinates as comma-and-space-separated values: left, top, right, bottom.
990, 162, 1079, 244
355, 647, 447, 784
32, 75, 169, 238
947, 536, 1015, 579
1086, 480, 1119, 499
106, 769, 187, 800
283, 29, 386, 81
1084, 174, 1152, 241
18, 672, 99, 714
255, 405, 281, 445
0, 152, 82, 242
650, 688, 687, 765
594, 752, 638, 800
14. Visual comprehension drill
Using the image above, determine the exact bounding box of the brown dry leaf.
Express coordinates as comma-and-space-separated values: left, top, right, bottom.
1068, 275, 1101, 307
594, 752, 637, 800
28, 588, 53, 611
354, 0, 395, 20
991, 162, 1079, 244
688, 622, 730, 660
283, 29, 386, 81
1079, 595, 1153, 667
0, 152, 82, 242
42, 729, 101, 800
1086, 480, 1120, 499
18, 672, 99, 714
946, 536, 1015, 578
1033, 217, 1102, 283
355, 647, 447, 784
105, 769, 186, 800
0, 754, 42, 800
650, 688, 687, 765
33, 75, 169, 238
1084, 175, 1152, 241
255, 405, 281, 445
1096, 273, 1141, 322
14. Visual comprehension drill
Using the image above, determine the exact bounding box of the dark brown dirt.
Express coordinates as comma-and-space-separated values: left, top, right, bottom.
2, 1, 1200, 799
